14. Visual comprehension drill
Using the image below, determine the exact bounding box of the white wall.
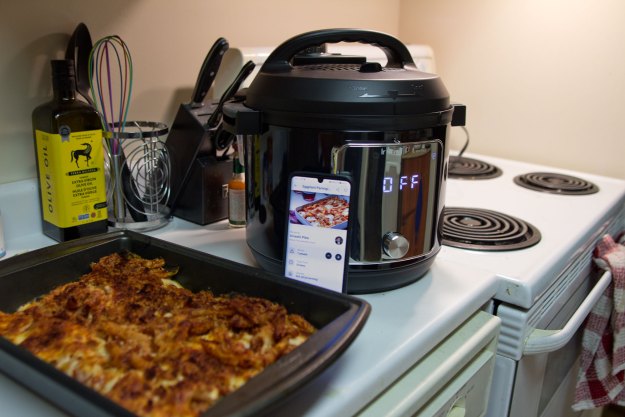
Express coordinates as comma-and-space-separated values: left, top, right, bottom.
3, 0, 624, 185
400, 0, 625, 179
0, 0, 400, 184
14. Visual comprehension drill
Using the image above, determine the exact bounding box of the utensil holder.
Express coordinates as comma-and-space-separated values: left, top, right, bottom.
105, 121, 171, 231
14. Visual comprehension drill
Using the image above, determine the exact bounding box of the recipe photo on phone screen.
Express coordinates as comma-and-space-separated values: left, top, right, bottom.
284, 175, 351, 292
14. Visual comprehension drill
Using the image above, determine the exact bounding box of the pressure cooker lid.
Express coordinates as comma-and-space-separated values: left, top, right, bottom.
245, 29, 452, 121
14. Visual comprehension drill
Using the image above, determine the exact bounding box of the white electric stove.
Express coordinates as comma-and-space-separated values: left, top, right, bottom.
440, 151, 625, 417
441, 152, 625, 309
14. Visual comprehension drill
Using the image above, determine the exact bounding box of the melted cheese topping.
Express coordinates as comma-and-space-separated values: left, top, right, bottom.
0, 252, 316, 417
297, 196, 349, 228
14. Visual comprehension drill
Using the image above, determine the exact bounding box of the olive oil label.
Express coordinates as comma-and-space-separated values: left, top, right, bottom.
35, 129, 107, 228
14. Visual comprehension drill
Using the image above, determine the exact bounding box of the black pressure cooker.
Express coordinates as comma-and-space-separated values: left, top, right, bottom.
223, 29, 465, 293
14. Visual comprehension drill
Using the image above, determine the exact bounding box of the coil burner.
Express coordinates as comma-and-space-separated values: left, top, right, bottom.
448, 156, 502, 180
513, 172, 599, 195
441, 207, 541, 251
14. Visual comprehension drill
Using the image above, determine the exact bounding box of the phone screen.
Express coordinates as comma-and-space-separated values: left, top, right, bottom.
284, 173, 352, 292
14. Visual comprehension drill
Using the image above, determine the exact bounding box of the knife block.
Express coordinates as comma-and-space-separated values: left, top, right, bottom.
166, 103, 233, 225
173, 155, 232, 225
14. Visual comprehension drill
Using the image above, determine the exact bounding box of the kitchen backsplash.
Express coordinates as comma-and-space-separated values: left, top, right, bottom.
2, 0, 623, 185
0, 0, 400, 185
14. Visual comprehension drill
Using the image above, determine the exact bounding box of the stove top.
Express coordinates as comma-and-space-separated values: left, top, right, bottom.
448, 155, 502, 180
440, 152, 625, 308
513, 172, 600, 195
441, 207, 541, 251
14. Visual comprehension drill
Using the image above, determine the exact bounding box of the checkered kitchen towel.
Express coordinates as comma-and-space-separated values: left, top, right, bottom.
573, 233, 625, 410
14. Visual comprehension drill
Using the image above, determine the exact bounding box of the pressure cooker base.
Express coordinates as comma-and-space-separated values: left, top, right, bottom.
250, 246, 436, 294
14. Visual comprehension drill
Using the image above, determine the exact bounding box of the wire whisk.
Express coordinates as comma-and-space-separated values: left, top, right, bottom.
88, 35, 133, 151
88, 36, 134, 222
86, 36, 170, 231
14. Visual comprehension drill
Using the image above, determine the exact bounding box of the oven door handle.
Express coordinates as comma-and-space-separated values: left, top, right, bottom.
523, 270, 612, 355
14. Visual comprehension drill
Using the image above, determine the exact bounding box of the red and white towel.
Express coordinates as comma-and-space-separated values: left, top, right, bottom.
573, 233, 625, 410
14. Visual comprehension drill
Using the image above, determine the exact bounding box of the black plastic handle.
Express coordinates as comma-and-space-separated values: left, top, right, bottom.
190, 37, 229, 106
206, 60, 256, 128
65, 22, 94, 105
262, 28, 416, 72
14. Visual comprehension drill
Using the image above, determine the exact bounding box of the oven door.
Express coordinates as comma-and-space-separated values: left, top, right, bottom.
508, 270, 611, 417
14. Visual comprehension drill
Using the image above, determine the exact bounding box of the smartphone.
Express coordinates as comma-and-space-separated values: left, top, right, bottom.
283, 172, 353, 293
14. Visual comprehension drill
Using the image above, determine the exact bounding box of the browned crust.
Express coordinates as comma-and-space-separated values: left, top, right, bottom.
0, 252, 315, 417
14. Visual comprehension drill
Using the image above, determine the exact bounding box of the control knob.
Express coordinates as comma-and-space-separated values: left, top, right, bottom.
382, 232, 410, 259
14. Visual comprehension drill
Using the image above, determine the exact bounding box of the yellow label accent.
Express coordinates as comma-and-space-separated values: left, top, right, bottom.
35, 129, 107, 228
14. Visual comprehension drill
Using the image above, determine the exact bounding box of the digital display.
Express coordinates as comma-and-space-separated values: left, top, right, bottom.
381, 145, 437, 194
382, 174, 420, 193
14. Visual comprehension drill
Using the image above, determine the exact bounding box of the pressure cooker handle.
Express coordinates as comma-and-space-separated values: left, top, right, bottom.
262, 28, 416, 72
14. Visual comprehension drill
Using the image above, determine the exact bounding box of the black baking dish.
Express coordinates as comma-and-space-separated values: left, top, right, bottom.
0, 230, 370, 417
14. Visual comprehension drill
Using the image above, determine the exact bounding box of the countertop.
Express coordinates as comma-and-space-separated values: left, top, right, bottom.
0, 179, 499, 417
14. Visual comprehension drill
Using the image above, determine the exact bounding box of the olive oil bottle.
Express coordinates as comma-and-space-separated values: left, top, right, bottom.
32, 59, 108, 242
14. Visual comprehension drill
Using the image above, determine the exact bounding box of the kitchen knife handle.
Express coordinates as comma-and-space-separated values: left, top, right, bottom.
262, 28, 416, 73
65, 22, 94, 106
206, 60, 255, 128
190, 37, 229, 107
